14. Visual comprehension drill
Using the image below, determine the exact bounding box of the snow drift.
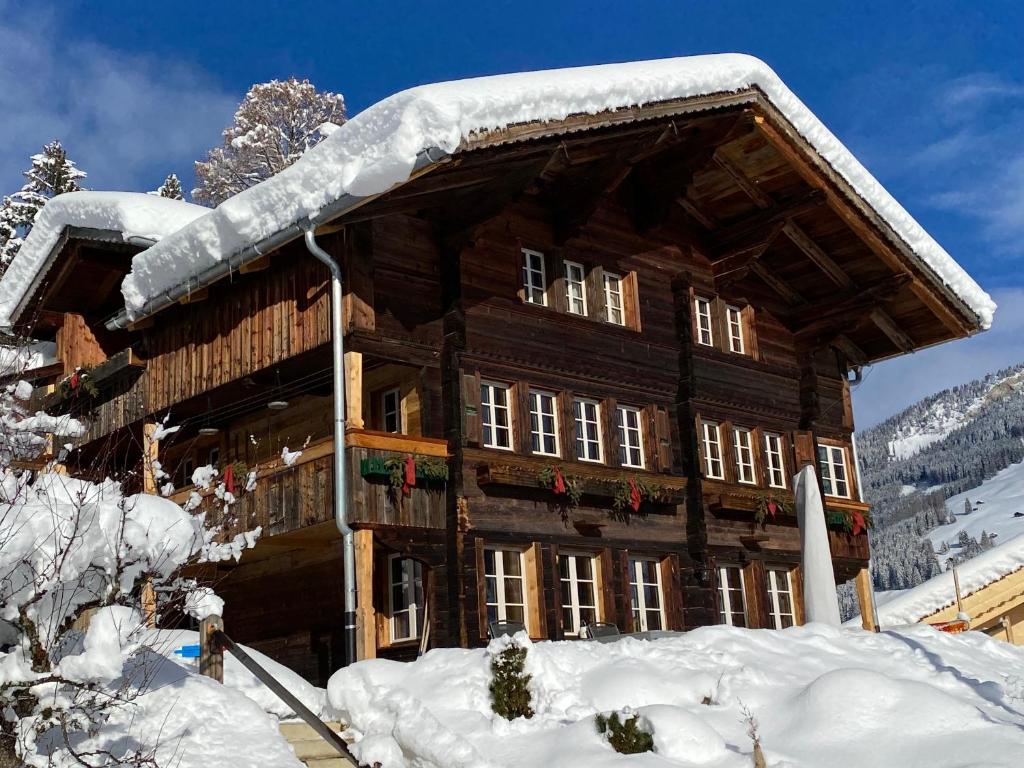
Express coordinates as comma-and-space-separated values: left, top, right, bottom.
327, 625, 1024, 768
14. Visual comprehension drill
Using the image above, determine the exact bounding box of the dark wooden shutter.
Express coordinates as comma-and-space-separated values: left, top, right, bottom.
461, 371, 481, 447
652, 406, 673, 473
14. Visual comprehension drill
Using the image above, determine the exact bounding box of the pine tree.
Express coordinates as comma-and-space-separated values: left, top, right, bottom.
0, 141, 86, 270
151, 173, 184, 200
193, 78, 346, 206
964, 498, 972, 516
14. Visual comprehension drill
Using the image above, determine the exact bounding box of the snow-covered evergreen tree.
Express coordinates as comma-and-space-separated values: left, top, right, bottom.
964, 498, 972, 516
193, 78, 346, 205
151, 172, 184, 200
0, 141, 86, 272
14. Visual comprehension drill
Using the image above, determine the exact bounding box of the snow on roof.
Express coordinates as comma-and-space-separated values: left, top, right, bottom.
0, 191, 207, 326
120, 53, 995, 328
847, 532, 1024, 627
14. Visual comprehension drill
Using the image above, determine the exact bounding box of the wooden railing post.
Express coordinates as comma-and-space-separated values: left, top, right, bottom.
200, 614, 225, 683
354, 528, 376, 660
345, 350, 364, 429
855, 567, 878, 632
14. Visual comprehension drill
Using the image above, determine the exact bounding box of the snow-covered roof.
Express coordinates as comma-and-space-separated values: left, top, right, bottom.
0, 192, 207, 326
119, 54, 995, 328
847, 532, 1024, 627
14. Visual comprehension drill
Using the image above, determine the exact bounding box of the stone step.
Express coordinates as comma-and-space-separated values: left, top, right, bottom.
279, 720, 358, 767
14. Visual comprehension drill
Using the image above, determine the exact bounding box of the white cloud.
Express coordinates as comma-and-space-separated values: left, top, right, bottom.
853, 287, 1024, 428
0, 2, 237, 196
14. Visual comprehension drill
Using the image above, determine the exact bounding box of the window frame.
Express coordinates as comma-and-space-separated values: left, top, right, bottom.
717, 564, 747, 627
694, 296, 714, 347
764, 433, 787, 489
818, 444, 851, 498
388, 555, 424, 643
558, 551, 600, 637
616, 405, 645, 469
381, 387, 402, 434
564, 260, 588, 317
603, 271, 625, 326
529, 388, 560, 457
732, 426, 757, 485
480, 381, 513, 451
766, 566, 796, 629
629, 557, 665, 632
521, 248, 547, 307
484, 547, 528, 626
701, 420, 725, 480
726, 304, 745, 354
573, 397, 604, 463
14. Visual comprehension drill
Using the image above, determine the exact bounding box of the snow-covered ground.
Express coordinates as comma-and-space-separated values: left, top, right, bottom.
326, 625, 1024, 768
927, 458, 1024, 551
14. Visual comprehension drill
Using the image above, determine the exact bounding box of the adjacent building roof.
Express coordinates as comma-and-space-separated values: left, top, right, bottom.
0, 192, 207, 326
0, 54, 997, 332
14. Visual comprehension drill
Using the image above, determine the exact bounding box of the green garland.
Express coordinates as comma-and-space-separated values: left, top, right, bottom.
57, 366, 99, 400
538, 465, 583, 508
610, 478, 671, 514
826, 508, 874, 533
753, 493, 794, 526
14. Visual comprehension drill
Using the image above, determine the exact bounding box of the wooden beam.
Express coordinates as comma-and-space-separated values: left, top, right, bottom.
855, 567, 878, 631
677, 194, 716, 230
713, 148, 772, 209
789, 274, 913, 329
345, 350, 364, 430
870, 308, 916, 352
781, 221, 854, 289
178, 287, 208, 305
709, 190, 825, 252
142, 421, 159, 494
711, 219, 786, 284
199, 614, 224, 682
239, 254, 270, 274
832, 335, 868, 368
354, 528, 376, 660
750, 262, 804, 305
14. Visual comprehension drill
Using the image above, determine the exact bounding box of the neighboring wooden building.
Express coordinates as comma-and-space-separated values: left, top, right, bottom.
0, 56, 992, 684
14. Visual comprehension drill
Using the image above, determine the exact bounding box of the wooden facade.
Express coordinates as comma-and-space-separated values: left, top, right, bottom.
15, 98, 983, 684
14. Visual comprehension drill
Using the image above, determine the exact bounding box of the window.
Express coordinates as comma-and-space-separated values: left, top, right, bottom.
818, 445, 851, 498
484, 548, 527, 625
559, 553, 599, 636
732, 427, 756, 485
381, 388, 401, 434
694, 297, 714, 346
726, 305, 745, 354
617, 406, 645, 468
701, 421, 724, 479
389, 556, 424, 642
717, 565, 747, 627
177, 456, 195, 488
766, 566, 795, 629
603, 272, 625, 325
564, 261, 588, 316
629, 557, 664, 631
764, 433, 787, 489
521, 249, 547, 306
573, 398, 603, 462
481, 382, 513, 450
207, 447, 220, 468
529, 389, 559, 457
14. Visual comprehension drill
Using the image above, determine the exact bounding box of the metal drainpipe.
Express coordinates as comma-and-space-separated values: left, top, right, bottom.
302, 228, 357, 666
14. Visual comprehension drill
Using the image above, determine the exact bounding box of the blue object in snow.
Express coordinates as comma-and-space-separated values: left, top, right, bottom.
173, 644, 201, 659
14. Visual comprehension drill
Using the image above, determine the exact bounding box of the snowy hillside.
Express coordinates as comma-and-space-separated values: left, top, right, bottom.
928, 459, 1024, 552
327, 626, 1024, 768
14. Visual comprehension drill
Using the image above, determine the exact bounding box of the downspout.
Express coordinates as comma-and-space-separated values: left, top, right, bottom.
302, 228, 357, 666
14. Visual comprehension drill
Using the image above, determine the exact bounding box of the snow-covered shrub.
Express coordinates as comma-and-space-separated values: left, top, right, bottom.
488, 641, 533, 720
595, 710, 654, 755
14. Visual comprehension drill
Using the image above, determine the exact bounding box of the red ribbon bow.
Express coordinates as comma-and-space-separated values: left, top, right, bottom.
628, 478, 642, 512
553, 467, 566, 495
223, 463, 235, 495
69, 372, 80, 390
767, 500, 778, 519
402, 455, 416, 497
851, 511, 866, 536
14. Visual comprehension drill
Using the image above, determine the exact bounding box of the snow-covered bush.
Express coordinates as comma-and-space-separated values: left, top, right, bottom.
595, 710, 653, 754
488, 639, 533, 720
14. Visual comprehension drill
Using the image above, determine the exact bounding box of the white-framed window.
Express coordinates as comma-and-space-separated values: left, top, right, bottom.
617, 406, 645, 468
701, 421, 724, 480
603, 272, 625, 325
732, 427, 756, 485
389, 556, 424, 642
818, 444, 851, 498
484, 547, 527, 625
564, 261, 588, 316
573, 398, 603, 462
529, 389, 559, 457
629, 557, 664, 631
717, 564, 747, 627
521, 248, 547, 306
381, 387, 401, 434
694, 296, 714, 346
726, 305, 745, 354
481, 381, 512, 450
764, 433, 787, 489
766, 566, 795, 629
559, 552, 599, 636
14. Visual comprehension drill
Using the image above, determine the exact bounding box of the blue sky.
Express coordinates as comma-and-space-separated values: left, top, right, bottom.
2, 0, 1023, 426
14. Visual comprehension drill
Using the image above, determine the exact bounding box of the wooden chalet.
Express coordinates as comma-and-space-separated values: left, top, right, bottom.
2, 57, 990, 684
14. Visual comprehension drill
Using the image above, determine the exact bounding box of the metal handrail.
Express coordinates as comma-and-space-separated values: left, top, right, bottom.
212, 630, 358, 764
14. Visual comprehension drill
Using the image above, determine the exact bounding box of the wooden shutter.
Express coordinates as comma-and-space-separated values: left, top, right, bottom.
461, 371, 481, 447
516, 381, 532, 454
652, 406, 673, 473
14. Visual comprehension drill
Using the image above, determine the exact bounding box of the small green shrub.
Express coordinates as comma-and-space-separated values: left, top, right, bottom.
595, 711, 654, 754
489, 644, 534, 720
